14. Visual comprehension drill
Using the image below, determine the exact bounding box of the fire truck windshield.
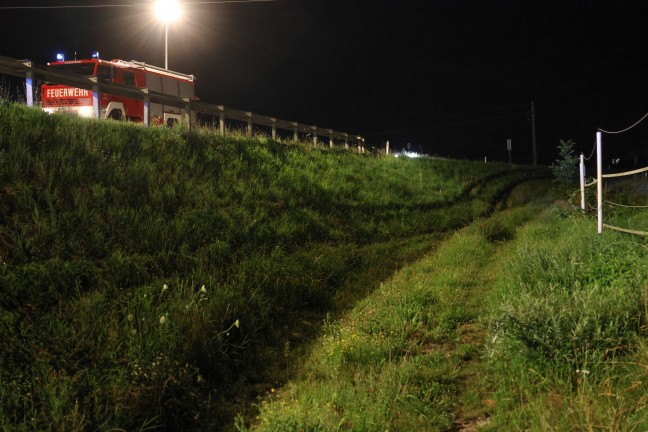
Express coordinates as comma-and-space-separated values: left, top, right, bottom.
49, 63, 96, 77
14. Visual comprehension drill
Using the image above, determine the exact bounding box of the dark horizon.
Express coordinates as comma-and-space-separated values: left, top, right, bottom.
1, 0, 648, 165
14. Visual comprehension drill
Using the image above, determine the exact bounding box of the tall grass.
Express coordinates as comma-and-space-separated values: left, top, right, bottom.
240, 198, 549, 431
486, 207, 648, 430
0, 102, 547, 430
240, 187, 647, 431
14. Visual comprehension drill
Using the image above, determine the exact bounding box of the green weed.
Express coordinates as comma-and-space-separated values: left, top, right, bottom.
486, 207, 648, 431
0, 102, 547, 430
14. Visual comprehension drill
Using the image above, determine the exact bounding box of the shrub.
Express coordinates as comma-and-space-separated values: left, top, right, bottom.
552, 139, 579, 185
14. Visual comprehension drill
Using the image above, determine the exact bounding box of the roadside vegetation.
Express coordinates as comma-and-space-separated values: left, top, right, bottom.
243, 184, 647, 431
240, 194, 548, 431
485, 202, 647, 430
3, 101, 643, 431
0, 102, 547, 431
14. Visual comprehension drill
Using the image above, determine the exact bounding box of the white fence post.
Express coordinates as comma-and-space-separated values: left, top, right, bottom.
142, 88, 150, 127
271, 118, 277, 140
183, 97, 192, 130
580, 153, 585, 210
90, 77, 100, 119
597, 131, 603, 233
23, 61, 34, 107
246, 112, 252, 136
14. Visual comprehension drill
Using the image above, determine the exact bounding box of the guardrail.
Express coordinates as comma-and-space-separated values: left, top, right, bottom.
0, 54, 364, 149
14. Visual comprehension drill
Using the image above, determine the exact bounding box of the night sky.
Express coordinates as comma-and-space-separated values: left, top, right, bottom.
1, 0, 648, 164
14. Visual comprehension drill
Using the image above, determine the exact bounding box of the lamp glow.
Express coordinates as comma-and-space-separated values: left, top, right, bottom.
154, 0, 182, 70
154, 0, 181, 23
56, 53, 65, 61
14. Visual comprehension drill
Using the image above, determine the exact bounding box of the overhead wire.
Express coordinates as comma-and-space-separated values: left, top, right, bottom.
0, 0, 279, 10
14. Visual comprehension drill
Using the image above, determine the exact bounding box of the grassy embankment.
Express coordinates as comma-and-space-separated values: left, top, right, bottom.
243, 181, 648, 430
0, 102, 545, 431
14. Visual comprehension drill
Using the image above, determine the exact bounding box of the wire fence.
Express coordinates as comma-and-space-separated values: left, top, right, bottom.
580, 114, 648, 236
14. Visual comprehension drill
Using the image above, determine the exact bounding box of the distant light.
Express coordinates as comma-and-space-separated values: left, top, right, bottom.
91, 51, 100, 59
154, 0, 182, 22
56, 53, 65, 61
400, 151, 422, 159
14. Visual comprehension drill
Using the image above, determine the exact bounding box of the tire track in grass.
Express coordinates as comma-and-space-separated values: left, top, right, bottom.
449, 184, 554, 431
240, 190, 552, 431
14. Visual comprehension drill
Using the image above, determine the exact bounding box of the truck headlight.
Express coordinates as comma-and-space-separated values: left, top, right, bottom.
79, 106, 94, 118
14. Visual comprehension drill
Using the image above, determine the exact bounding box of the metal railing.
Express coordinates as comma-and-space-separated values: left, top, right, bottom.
0, 54, 364, 148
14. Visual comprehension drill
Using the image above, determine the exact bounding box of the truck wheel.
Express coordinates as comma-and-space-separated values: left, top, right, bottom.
108, 109, 123, 121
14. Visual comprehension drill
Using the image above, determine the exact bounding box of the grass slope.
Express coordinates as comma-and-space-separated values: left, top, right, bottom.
240, 184, 552, 431
485, 205, 648, 430
243, 187, 647, 431
0, 102, 546, 431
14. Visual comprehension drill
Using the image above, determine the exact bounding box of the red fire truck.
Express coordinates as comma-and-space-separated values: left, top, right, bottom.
41, 58, 196, 125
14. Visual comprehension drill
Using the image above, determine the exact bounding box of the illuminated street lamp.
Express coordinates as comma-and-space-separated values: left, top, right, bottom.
154, 0, 182, 69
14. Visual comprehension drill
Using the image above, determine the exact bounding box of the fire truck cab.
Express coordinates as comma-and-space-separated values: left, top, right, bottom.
42, 58, 196, 126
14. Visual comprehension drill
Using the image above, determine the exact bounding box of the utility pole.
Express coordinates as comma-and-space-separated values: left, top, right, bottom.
507, 138, 512, 164
531, 101, 537, 165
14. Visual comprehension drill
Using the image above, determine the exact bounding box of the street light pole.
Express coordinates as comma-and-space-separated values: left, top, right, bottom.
165, 22, 169, 69
154, 0, 181, 70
